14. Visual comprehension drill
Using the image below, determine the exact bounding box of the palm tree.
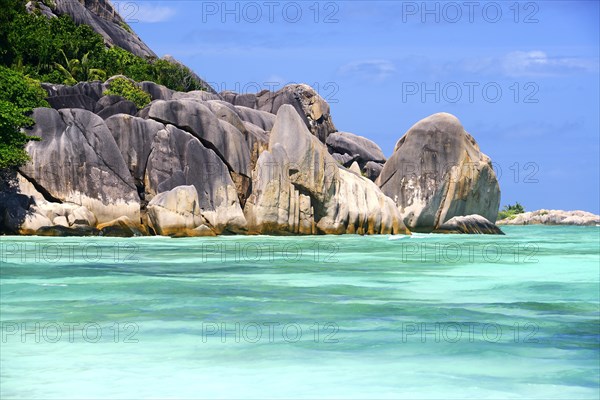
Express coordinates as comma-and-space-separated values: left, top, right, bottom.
54, 50, 106, 85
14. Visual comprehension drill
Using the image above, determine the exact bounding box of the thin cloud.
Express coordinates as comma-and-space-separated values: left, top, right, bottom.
501, 51, 599, 77
461, 51, 599, 78
339, 60, 396, 82
134, 4, 177, 23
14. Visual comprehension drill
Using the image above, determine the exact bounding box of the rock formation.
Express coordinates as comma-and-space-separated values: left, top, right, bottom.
20, 107, 141, 224
0, 77, 511, 236
326, 131, 387, 181
222, 84, 336, 143
497, 210, 599, 226
29, 0, 156, 58
433, 215, 504, 234
377, 113, 501, 233
244, 105, 409, 235
0, 1, 527, 237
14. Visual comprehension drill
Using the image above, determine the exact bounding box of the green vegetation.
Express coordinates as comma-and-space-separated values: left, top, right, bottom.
0, 0, 208, 168
54, 50, 107, 85
0, 66, 49, 169
1, 2, 205, 91
498, 202, 526, 220
104, 77, 151, 109
119, 21, 133, 34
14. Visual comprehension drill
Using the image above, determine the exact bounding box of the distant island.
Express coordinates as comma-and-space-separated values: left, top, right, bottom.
497, 210, 599, 226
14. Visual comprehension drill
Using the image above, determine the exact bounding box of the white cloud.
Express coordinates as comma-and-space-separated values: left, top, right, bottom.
461, 51, 599, 78
132, 4, 176, 23
339, 59, 396, 82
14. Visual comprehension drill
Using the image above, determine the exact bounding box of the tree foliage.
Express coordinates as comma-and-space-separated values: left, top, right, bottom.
498, 202, 526, 220
0, 1, 208, 168
2, 5, 206, 91
0, 66, 49, 169
104, 77, 151, 109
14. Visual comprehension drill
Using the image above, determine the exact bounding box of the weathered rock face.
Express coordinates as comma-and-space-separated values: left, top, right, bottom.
244, 105, 409, 235
222, 84, 336, 143
0, 172, 99, 235
433, 215, 504, 234
326, 131, 386, 165
234, 106, 276, 131
497, 210, 600, 226
147, 186, 215, 236
95, 95, 137, 119
377, 113, 500, 233
105, 113, 248, 234
143, 125, 247, 234
139, 81, 174, 101
364, 161, 384, 182
40, 0, 156, 58
20, 108, 140, 224
146, 99, 251, 178
105, 114, 165, 191
97, 216, 148, 237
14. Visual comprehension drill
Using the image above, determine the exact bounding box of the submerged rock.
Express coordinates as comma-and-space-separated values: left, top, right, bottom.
98, 216, 148, 237
433, 215, 504, 234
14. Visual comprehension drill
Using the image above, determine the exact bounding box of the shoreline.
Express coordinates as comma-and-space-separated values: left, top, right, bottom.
496, 209, 599, 226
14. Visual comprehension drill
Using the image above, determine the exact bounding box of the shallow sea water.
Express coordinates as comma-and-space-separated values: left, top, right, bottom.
1, 226, 599, 399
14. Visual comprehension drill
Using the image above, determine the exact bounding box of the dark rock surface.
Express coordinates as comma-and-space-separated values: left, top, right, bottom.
433, 215, 504, 234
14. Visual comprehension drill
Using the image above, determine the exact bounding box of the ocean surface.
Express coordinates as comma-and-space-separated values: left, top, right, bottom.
1, 226, 599, 399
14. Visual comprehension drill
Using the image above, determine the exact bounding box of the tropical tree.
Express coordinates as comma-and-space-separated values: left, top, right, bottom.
54, 50, 106, 85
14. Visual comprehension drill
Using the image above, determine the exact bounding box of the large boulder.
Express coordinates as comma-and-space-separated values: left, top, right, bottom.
244, 144, 315, 235
364, 161, 384, 182
146, 99, 251, 178
105, 113, 247, 234
105, 114, 164, 192
234, 106, 276, 131
138, 81, 174, 101
147, 185, 215, 236
95, 95, 137, 119
433, 215, 504, 234
1, 172, 99, 235
144, 125, 247, 234
244, 105, 408, 235
42, 81, 104, 101
223, 84, 336, 143
20, 108, 141, 224
326, 131, 386, 165
377, 113, 500, 232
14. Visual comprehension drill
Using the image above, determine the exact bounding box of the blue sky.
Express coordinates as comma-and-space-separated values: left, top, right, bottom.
125, 0, 599, 213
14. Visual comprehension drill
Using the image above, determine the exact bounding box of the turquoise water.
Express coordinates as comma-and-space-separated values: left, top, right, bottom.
1, 226, 599, 399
